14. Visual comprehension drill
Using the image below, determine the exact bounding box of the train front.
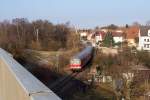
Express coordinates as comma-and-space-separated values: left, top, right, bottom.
70, 58, 81, 71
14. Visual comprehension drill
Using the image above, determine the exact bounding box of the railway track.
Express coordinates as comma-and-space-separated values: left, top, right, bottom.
49, 72, 80, 93
49, 67, 91, 99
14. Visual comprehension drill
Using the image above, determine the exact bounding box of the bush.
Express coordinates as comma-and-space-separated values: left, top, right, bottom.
136, 51, 150, 68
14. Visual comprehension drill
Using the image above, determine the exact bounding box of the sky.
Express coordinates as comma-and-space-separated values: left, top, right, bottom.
0, 0, 150, 28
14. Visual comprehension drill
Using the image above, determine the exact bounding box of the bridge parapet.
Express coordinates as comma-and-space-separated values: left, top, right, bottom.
0, 48, 61, 100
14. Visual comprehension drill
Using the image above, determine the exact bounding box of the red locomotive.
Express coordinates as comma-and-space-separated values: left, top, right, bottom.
70, 46, 93, 71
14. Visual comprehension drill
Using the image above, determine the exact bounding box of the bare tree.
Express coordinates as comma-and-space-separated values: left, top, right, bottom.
146, 20, 150, 26
132, 21, 141, 27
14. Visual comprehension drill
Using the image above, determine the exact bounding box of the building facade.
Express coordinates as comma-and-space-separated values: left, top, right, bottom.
112, 31, 124, 43
124, 26, 139, 47
138, 27, 150, 51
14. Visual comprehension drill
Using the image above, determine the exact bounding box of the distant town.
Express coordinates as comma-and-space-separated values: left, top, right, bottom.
78, 23, 150, 51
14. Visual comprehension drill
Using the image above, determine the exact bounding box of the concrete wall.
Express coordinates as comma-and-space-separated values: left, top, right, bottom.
0, 48, 61, 100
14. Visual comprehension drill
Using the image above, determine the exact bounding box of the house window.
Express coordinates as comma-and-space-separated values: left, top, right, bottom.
144, 39, 146, 41
147, 39, 150, 42
147, 44, 149, 48
144, 44, 146, 48
148, 44, 150, 48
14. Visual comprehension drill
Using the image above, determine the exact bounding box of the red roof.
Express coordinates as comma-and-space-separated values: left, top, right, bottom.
112, 32, 123, 37
95, 31, 106, 39
124, 26, 139, 39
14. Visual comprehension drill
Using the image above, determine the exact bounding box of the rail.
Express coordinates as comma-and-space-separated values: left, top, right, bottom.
0, 48, 61, 100
50, 72, 79, 91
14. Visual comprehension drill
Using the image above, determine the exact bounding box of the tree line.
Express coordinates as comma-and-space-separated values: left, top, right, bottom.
0, 18, 80, 55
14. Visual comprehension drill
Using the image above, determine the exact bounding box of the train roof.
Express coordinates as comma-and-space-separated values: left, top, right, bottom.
73, 46, 93, 59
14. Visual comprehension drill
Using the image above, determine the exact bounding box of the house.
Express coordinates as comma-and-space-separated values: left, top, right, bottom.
124, 26, 139, 47
138, 26, 150, 51
94, 31, 106, 43
78, 29, 94, 41
100, 28, 125, 43
112, 30, 124, 43
86, 31, 106, 47
79, 32, 88, 41
87, 32, 95, 41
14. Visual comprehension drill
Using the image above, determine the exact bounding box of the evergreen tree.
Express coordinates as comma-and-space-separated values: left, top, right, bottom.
103, 32, 114, 47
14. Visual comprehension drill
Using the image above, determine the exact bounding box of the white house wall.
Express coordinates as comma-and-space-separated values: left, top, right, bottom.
139, 36, 150, 50
113, 37, 123, 43
80, 32, 88, 37
95, 35, 102, 43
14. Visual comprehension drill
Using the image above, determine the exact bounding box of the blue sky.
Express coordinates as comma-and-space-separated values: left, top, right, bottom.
0, 0, 150, 28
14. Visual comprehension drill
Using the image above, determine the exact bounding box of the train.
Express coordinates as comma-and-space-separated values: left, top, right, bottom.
70, 46, 93, 71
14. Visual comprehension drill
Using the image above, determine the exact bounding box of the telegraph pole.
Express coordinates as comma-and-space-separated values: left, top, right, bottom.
56, 51, 59, 72
36, 29, 39, 42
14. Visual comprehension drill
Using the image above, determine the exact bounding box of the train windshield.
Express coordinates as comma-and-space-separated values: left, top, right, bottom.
70, 59, 81, 64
